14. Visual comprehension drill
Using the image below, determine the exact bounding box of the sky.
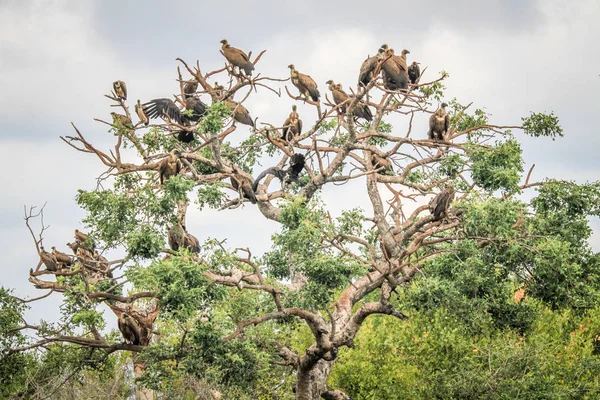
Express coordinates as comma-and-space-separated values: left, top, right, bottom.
1, 0, 599, 329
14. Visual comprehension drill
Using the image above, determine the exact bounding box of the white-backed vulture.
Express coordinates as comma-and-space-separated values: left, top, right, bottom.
282, 105, 302, 142
428, 103, 450, 141
381, 48, 409, 91
118, 313, 141, 345
52, 246, 73, 266
158, 149, 182, 185
39, 246, 58, 271
110, 113, 134, 133
326, 81, 372, 121
288, 65, 320, 102
113, 80, 127, 100
223, 100, 254, 127
358, 44, 388, 86
220, 39, 254, 76
429, 185, 455, 220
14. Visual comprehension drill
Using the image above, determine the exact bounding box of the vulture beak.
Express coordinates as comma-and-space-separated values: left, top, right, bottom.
287, 64, 294, 69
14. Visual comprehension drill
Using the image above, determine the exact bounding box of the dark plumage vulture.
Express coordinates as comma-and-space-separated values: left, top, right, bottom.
224, 100, 254, 127
177, 130, 195, 143
408, 61, 421, 85
326, 81, 372, 121
135, 100, 149, 126
168, 223, 200, 253
371, 154, 393, 175
282, 105, 302, 142
220, 39, 254, 76
142, 98, 182, 124
288, 65, 320, 102
113, 80, 127, 101
39, 246, 58, 271
158, 149, 182, 185
111, 113, 134, 132
118, 313, 141, 345
74, 229, 88, 243
429, 185, 455, 220
183, 79, 198, 98
184, 96, 207, 122
428, 103, 450, 141
52, 246, 73, 266
381, 48, 409, 91
358, 45, 387, 86
252, 153, 306, 192
230, 175, 257, 204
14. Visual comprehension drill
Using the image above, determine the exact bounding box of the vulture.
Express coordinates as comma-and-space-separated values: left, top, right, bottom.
118, 313, 142, 345
220, 39, 254, 76
408, 61, 421, 85
358, 45, 388, 86
74, 229, 89, 243
428, 103, 450, 141
371, 154, 394, 175
183, 79, 198, 98
113, 80, 127, 101
184, 96, 207, 122
158, 149, 182, 185
252, 153, 306, 192
168, 223, 200, 253
429, 185, 455, 220
177, 130, 195, 144
39, 246, 58, 271
135, 100, 149, 126
326, 81, 372, 121
288, 65, 320, 102
110, 113, 134, 132
230, 175, 257, 204
142, 98, 183, 124
52, 246, 73, 267
381, 48, 409, 91
282, 105, 302, 142
224, 100, 254, 127
66, 241, 79, 254
213, 82, 225, 99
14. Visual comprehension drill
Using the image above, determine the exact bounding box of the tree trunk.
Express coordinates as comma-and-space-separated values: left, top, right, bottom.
295, 359, 334, 400
133, 358, 154, 400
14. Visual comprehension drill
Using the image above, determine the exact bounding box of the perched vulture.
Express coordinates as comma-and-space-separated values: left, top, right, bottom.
142, 98, 183, 124
326, 81, 372, 121
428, 103, 450, 141
113, 80, 127, 101
230, 175, 257, 204
408, 61, 421, 85
429, 185, 455, 220
158, 149, 182, 185
224, 100, 254, 127
371, 154, 393, 175
252, 153, 306, 192
76, 246, 94, 260
135, 100, 149, 126
282, 105, 302, 142
118, 313, 141, 345
358, 45, 388, 86
381, 48, 409, 91
288, 65, 320, 102
110, 113, 134, 132
184, 96, 207, 122
177, 130, 195, 144
220, 39, 254, 76
213, 82, 225, 99
39, 246, 58, 271
168, 223, 200, 253
52, 246, 73, 266
74, 229, 89, 243
66, 241, 79, 254
183, 79, 198, 98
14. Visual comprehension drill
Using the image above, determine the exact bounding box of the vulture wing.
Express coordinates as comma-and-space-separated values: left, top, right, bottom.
287, 153, 306, 181
252, 167, 286, 192
184, 97, 207, 122
143, 99, 182, 124
299, 73, 320, 102
358, 55, 377, 86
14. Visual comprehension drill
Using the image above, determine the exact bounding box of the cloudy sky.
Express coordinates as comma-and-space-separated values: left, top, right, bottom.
1, 0, 599, 327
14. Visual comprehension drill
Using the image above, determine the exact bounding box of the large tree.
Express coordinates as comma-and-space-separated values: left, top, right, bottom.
3, 44, 599, 399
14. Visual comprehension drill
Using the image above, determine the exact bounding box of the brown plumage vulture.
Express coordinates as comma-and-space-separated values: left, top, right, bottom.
381, 48, 409, 91
52, 246, 73, 266
118, 313, 142, 345
224, 100, 254, 127
113, 80, 127, 101
408, 61, 421, 85
66, 241, 79, 254
168, 223, 200, 253
358, 45, 388, 86
142, 98, 183, 124
110, 113, 134, 132
288, 65, 320, 102
183, 79, 198, 98
429, 184, 455, 220
74, 229, 88, 243
39, 246, 58, 271
220, 39, 254, 76
428, 103, 450, 141
230, 174, 257, 204
184, 96, 207, 122
282, 105, 302, 142
135, 100, 149, 126
158, 149, 182, 185
371, 154, 394, 175
326, 81, 372, 121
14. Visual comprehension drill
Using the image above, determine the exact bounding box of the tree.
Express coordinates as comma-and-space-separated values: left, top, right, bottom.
3, 45, 599, 399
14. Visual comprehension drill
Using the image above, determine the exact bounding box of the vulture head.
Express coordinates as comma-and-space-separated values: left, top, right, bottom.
291, 105, 297, 112
380, 44, 389, 50
412, 61, 420, 66
441, 102, 448, 109
220, 39, 229, 47
402, 49, 410, 56
287, 64, 296, 71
